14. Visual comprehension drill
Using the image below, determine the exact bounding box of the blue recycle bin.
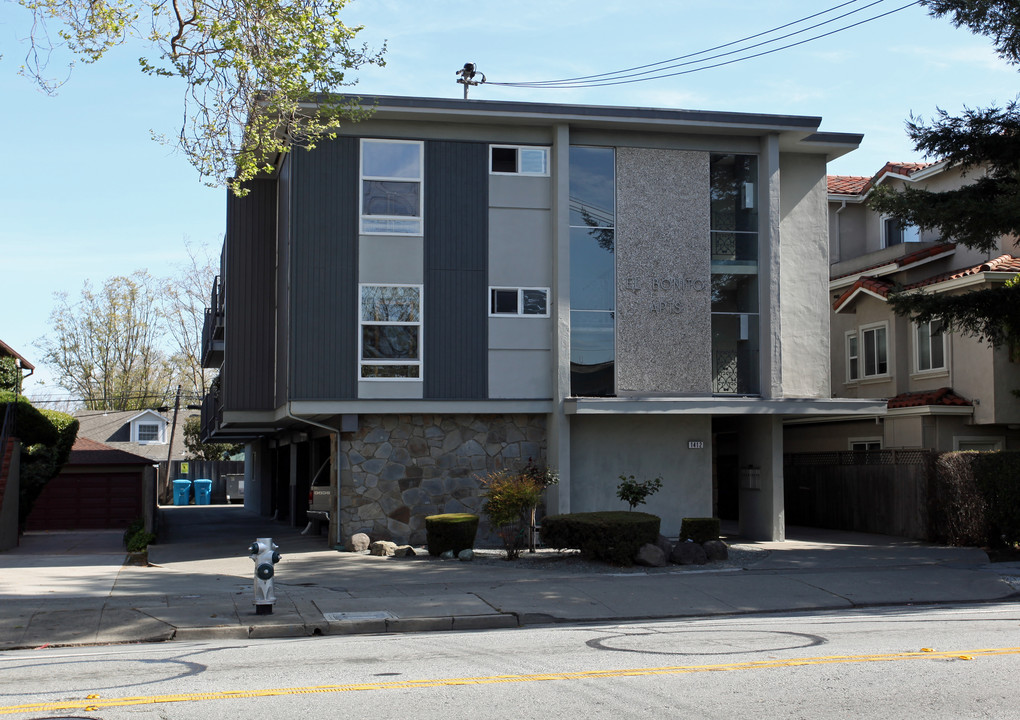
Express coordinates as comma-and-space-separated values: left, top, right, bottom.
172, 479, 192, 506
194, 479, 212, 505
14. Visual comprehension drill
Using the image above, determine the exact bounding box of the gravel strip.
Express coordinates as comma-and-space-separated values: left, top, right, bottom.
419, 543, 771, 574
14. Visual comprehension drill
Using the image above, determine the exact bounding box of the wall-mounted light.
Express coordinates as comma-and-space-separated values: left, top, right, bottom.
741, 182, 755, 210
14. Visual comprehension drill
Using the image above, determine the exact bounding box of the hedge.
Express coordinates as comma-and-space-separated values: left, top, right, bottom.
930, 451, 1020, 548
425, 513, 479, 556
540, 511, 660, 566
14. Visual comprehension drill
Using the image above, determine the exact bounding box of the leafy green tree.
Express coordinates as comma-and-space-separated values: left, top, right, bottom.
15, 0, 385, 193
1, 392, 78, 530
36, 271, 179, 410
0, 357, 22, 394
182, 416, 241, 460
868, 0, 1020, 346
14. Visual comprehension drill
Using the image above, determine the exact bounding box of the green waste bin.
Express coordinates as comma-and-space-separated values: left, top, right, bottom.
173, 479, 192, 506
194, 479, 212, 505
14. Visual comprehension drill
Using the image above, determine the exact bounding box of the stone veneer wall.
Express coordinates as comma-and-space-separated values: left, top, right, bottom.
339, 413, 547, 546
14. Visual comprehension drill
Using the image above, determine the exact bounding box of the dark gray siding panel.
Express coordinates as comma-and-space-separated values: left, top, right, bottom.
224, 179, 277, 411
275, 155, 292, 407
288, 138, 359, 400
424, 141, 488, 399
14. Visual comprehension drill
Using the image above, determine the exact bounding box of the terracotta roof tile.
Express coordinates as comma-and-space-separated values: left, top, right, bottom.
887, 387, 972, 409
828, 175, 870, 195
904, 254, 1020, 290
831, 243, 957, 282
833, 276, 895, 311
829, 161, 936, 198
68, 436, 153, 465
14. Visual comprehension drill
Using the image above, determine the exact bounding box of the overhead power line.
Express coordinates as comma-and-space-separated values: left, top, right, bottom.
488, 0, 922, 90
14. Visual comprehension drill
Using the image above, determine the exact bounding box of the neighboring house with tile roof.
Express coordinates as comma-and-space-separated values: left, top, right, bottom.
786, 160, 1020, 454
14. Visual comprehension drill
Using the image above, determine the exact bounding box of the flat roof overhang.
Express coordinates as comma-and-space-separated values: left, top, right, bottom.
565, 396, 888, 417
298, 94, 863, 161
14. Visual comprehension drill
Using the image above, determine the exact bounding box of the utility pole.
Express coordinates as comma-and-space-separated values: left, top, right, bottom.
162, 385, 182, 501
456, 62, 485, 99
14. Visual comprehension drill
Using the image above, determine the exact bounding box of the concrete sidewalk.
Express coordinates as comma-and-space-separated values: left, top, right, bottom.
0, 506, 1017, 650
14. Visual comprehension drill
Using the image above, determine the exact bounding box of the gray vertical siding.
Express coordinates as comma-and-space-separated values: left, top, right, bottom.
275, 155, 291, 407
288, 138, 359, 400
424, 141, 488, 399
224, 179, 277, 411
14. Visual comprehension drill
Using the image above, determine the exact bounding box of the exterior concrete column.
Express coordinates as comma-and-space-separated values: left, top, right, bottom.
737, 414, 786, 541
548, 122, 572, 514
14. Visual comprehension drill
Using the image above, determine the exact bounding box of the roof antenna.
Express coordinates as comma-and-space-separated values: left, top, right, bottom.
456, 63, 485, 99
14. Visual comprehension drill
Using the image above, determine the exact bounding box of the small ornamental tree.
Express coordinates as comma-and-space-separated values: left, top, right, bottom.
478, 461, 557, 559
616, 474, 663, 511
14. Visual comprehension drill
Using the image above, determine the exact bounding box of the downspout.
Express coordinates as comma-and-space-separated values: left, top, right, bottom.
284, 402, 341, 548
833, 199, 847, 265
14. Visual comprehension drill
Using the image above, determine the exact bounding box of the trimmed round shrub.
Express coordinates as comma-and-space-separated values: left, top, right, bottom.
540, 511, 660, 566
425, 513, 479, 556
679, 517, 721, 544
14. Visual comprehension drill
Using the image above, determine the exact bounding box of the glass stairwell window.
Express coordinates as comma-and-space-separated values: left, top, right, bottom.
710, 154, 760, 395
569, 146, 616, 397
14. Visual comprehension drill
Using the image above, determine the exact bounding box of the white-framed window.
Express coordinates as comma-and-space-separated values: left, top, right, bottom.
490, 145, 550, 176
134, 422, 163, 444
489, 287, 550, 317
915, 319, 946, 372
954, 436, 1004, 452
849, 438, 882, 451
882, 216, 920, 247
359, 284, 422, 380
861, 323, 889, 378
360, 139, 424, 235
846, 331, 860, 382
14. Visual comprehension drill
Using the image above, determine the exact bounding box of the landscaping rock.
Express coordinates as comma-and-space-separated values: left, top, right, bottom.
369, 540, 398, 556
634, 543, 667, 567
670, 540, 708, 565
458, 549, 474, 561
440, 550, 455, 560
703, 539, 729, 562
395, 545, 417, 557
655, 534, 674, 558
350, 533, 371, 552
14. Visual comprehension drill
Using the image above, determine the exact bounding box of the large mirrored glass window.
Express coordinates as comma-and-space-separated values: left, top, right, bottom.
569, 146, 615, 396
710, 154, 759, 395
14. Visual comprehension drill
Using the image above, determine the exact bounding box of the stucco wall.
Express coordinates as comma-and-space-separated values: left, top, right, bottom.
779, 153, 830, 398
567, 414, 712, 536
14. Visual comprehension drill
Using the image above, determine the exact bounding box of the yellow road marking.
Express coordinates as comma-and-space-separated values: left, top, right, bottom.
2, 647, 1017, 715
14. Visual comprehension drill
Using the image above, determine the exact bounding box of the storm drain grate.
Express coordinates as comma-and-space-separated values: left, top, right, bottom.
323, 611, 395, 622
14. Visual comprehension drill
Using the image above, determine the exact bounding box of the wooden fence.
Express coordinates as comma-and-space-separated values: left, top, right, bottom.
784, 450, 936, 540
159, 460, 244, 504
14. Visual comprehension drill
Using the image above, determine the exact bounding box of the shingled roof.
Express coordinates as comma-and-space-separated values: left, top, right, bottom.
68, 437, 153, 465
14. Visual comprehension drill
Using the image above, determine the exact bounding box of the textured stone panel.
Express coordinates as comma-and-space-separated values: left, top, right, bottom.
616, 147, 712, 394
339, 413, 549, 546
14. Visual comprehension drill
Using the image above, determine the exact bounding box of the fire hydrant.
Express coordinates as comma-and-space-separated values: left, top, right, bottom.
248, 537, 281, 615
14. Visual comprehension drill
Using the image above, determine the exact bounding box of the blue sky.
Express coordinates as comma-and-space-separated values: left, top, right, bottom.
0, 0, 1014, 398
